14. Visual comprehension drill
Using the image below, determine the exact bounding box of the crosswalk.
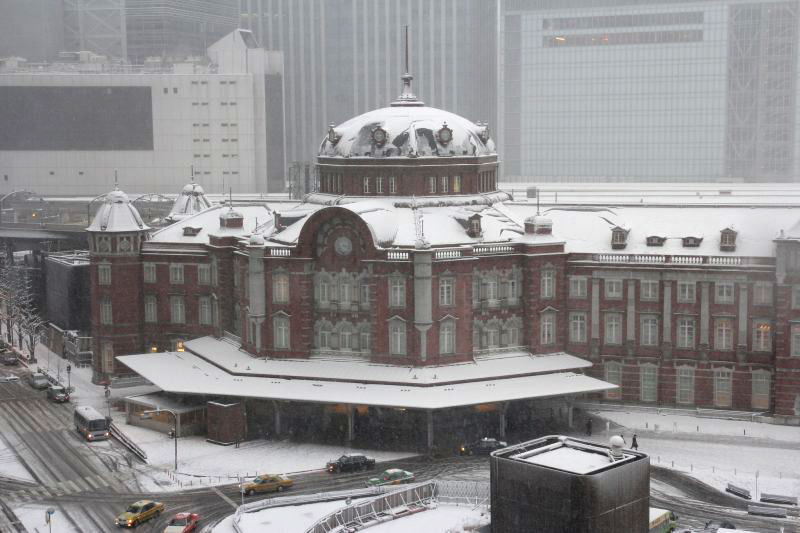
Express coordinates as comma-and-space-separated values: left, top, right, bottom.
4, 470, 134, 504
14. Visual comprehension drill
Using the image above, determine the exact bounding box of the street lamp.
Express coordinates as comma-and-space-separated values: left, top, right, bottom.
142, 408, 178, 471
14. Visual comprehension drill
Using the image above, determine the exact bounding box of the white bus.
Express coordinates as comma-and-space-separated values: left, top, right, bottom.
73, 405, 110, 441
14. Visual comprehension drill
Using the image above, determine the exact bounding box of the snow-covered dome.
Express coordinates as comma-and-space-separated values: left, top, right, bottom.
166, 181, 212, 223
248, 233, 265, 245
319, 73, 494, 159
87, 188, 149, 232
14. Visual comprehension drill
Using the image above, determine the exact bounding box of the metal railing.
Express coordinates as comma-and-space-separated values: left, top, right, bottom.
578, 253, 774, 267
109, 423, 148, 463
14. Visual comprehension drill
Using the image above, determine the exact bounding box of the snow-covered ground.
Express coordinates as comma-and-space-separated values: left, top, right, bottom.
364, 505, 489, 533
212, 499, 357, 533
0, 432, 34, 483
590, 408, 800, 499
13, 504, 77, 533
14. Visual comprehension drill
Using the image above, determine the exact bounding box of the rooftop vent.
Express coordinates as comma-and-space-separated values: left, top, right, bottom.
646, 236, 666, 247
182, 226, 202, 236
219, 207, 244, 229
682, 236, 702, 248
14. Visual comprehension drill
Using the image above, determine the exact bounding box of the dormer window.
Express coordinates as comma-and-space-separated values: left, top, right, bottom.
720, 228, 737, 252
646, 236, 666, 247
611, 227, 628, 250
467, 214, 482, 238
682, 236, 703, 248
182, 226, 202, 236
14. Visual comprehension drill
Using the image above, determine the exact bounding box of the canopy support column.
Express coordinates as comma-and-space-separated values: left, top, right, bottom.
272, 400, 281, 437
347, 404, 355, 443
426, 410, 434, 452
499, 402, 508, 439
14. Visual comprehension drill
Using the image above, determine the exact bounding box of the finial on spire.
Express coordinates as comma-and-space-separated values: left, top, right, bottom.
114, 169, 119, 190
391, 25, 424, 107
190, 165, 195, 183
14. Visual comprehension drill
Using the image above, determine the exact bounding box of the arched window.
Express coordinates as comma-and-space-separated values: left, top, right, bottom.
316, 320, 333, 349
440, 319, 456, 355
339, 322, 354, 350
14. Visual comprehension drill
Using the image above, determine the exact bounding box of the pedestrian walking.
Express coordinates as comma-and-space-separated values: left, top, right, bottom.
585, 418, 593, 436
631, 434, 639, 450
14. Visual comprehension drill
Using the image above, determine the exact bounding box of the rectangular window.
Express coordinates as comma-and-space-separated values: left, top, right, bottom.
677, 281, 696, 303
144, 295, 157, 323
363, 177, 370, 194
273, 273, 290, 303
714, 369, 732, 407
199, 296, 212, 325
100, 297, 113, 325
485, 277, 498, 301
274, 316, 290, 349
486, 327, 500, 348
715, 281, 734, 304
751, 372, 770, 410
752, 320, 772, 352
541, 269, 555, 299
605, 279, 623, 299
640, 316, 659, 346
604, 313, 622, 344
360, 283, 370, 308
439, 278, 454, 306
170, 296, 185, 324
640, 366, 658, 402
389, 321, 406, 355
376, 177, 384, 194
569, 277, 587, 298
389, 176, 396, 194
452, 175, 461, 193
143, 263, 156, 283
508, 276, 519, 301
753, 282, 773, 306
389, 277, 405, 307
640, 280, 659, 301
440, 321, 455, 354
569, 312, 587, 343
429, 176, 436, 194
211, 258, 218, 286
98, 264, 111, 285
197, 264, 211, 285
440, 176, 448, 193
677, 318, 695, 348
677, 367, 694, 405
101, 342, 114, 374
791, 324, 800, 356
714, 318, 733, 351
360, 331, 371, 352
605, 363, 622, 400
170, 264, 184, 284
540, 313, 555, 345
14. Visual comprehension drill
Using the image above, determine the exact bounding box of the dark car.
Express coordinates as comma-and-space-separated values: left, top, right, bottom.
326, 453, 376, 473
459, 437, 508, 456
702, 520, 738, 532
1, 354, 18, 366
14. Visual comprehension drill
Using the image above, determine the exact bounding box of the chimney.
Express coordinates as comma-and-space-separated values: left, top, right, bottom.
525, 215, 553, 235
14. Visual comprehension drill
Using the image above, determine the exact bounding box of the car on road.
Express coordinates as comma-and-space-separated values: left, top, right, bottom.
115, 500, 164, 528
365, 468, 415, 487
459, 437, 508, 456
241, 474, 293, 496
1, 354, 18, 366
46, 385, 69, 403
28, 373, 49, 390
163, 512, 199, 533
0, 374, 20, 383
326, 453, 376, 473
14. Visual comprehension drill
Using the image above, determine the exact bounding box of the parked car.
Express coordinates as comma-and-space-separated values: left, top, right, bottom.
1, 354, 18, 366
115, 500, 164, 528
46, 385, 69, 403
163, 512, 199, 533
459, 437, 508, 456
365, 468, 415, 487
0, 374, 20, 383
28, 373, 49, 390
326, 453, 376, 473
241, 474, 293, 496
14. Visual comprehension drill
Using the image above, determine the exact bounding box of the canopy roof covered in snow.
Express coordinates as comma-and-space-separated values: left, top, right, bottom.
87, 188, 149, 233
116, 349, 613, 410
147, 203, 272, 245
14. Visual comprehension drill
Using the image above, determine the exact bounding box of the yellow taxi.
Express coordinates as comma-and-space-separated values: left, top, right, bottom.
241, 474, 293, 496
115, 500, 165, 528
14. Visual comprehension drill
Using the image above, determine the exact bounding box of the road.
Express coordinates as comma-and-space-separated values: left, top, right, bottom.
0, 368, 797, 532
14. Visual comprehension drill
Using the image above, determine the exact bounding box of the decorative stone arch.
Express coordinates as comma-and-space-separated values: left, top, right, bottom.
314, 319, 334, 349
295, 206, 380, 259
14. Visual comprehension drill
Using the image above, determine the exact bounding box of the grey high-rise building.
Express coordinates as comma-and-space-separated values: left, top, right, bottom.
499, 0, 800, 183
238, 0, 498, 166
0, 0, 64, 62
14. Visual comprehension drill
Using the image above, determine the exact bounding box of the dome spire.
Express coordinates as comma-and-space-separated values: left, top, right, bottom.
391, 26, 424, 107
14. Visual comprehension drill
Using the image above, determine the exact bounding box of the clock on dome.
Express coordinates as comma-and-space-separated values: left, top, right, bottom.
334, 236, 353, 256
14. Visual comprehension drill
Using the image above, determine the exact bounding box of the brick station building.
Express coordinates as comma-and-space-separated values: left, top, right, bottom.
87, 74, 800, 449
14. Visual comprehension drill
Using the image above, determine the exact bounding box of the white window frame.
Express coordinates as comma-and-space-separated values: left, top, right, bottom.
376, 176, 384, 194
569, 312, 587, 343
791, 324, 800, 356
439, 278, 454, 306
274, 315, 290, 349
360, 283, 370, 308
714, 318, 734, 351
486, 326, 500, 348
605, 279, 623, 299
640, 365, 658, 402
273, 273, 290, 303
540, 313, 555, 345
197, 264, 211, 285
677, 317, 695, 349
751, 371, 770, 410
452, 175, 461, 193
428, 176, 436, 193
752, 320, 772, 352
677, 281, 695, 303
541, 269, 555, 299
199, 296, 212, 325
604, 313, 622, 345
389, 319, 406, 355
640, 280, 659, 301
389, 276, 405, 308
485, 276, 498, 302
144, 295, 157, 323
100, 297, 113, 325
753, 282, 773, 306
440, 319, 455, 354
169, 264, 184, 284
715, 281, 734, 304
101, 342, 114, 373
714, 368, 733, 407
143, 262, 156, 283
640, 315, 659, 346
98, 263, 111, 286
388, 176, 396, 194
605, 362, 622, 400
170, 296, 185, 324
440, 175, 448, 193
676, 366, 695, 405
363, 176, 370, 194
569, 277, 587, 299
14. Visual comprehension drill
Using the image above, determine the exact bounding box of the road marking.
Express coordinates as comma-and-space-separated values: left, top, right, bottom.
65, 479, 81, 493
212, 486, 239, 509
84, 475, 101, 489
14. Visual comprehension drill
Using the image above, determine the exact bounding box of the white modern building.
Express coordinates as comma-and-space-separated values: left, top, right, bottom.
0, 29, 285, 196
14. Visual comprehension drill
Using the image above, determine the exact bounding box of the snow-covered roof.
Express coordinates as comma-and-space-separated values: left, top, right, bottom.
86, 188, 149, 233
183, 336, 593, 386
116, 350, 614, 410
503, 204, 797, 257
508, 437, 637, 474
148, 203, 271, 244
319, 105, 495, 159
165, 181, 212, 223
